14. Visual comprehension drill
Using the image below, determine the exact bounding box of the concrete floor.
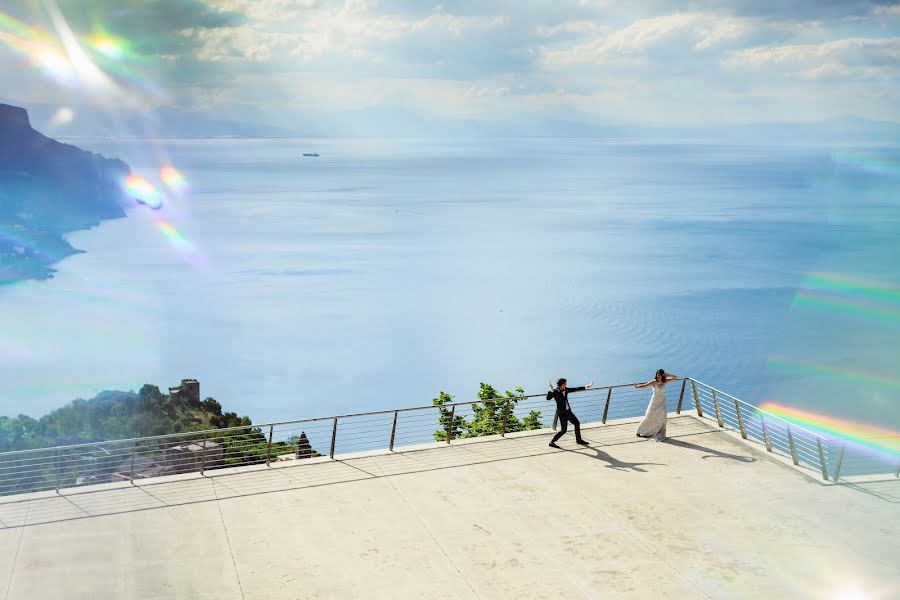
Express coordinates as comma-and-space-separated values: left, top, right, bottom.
0, 415, 897, 599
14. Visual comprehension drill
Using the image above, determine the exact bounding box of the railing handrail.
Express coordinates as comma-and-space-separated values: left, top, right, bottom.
687, 377, 829, 441
0, 379, 681, 458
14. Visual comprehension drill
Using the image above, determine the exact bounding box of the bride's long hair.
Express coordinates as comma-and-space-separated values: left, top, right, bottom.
655, 369, 667, 384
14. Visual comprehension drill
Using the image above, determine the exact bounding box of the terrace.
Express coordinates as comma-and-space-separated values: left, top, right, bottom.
0, 379, 897, 599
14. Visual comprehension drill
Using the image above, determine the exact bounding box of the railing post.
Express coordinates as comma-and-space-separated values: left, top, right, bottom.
691, 380, 703, 417
389, 410, 398, 451
786, 426, 799, 465
816, 437, 828, 481
266, 425, 274, 465
833, 443, 845, 482
200, 438, 207, 475
329, 417, 338, 459
130, 442, 136, 485
601, 388, 611, 424
446, 405, 455, 443
500, 400, 508, 437
552, 410, 559, 431
55, 449, 61, 494
761, 415, 772, 452
734, 399, 747, 439
675, 380, 686, 414
712, 390, 723, 428
894, 459, 900, 478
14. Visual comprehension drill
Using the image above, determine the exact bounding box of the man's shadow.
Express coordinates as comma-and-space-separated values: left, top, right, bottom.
565, 446, 665, 472
663, 437, 756, 462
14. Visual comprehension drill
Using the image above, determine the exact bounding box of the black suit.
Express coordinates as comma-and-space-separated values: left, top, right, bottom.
547, 386, 585, 444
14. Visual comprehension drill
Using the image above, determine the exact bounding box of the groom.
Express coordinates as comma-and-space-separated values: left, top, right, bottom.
547, 378, 593, 448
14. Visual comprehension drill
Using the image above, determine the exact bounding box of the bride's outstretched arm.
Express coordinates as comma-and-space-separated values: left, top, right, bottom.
634, 380, 653, 389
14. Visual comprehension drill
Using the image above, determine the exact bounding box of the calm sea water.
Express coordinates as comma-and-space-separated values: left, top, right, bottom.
2, 138, 898, 428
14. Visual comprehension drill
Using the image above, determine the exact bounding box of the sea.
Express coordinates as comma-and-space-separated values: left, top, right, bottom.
1, 137, 898, 430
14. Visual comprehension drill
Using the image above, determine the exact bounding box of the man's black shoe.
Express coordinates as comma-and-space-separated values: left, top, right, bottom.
576, 440, 589, 446
549, 442, 561, 449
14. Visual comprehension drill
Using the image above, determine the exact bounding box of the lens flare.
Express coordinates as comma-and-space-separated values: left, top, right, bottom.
832, 150, 900, 177
0, 15, 76, 84
125, 175, 162, 209
154, 219, 205, 269
88, 34, 124, 60
767, 356, 900, 389
46, 106, 74, 129
160, 166, 188, 193
0, 8, 161, 99
791, 272, 900, 325
155, 219, 188, 250
792, 292, 900, 325
758, 402, 900, 461
804, 272, 900, 303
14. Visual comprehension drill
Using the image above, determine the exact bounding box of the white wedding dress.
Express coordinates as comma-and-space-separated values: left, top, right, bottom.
636, 382, 667, 441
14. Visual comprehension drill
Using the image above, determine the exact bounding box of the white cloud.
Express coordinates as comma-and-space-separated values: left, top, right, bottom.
190, 27, 305, 62
724, 37, 900, 80
5, 0, 900, 125
873, 5, 900, 18
188, 3, 505, 66
694, 17, 756, 50
539, 12, 758, 66
536, 21, 604, 38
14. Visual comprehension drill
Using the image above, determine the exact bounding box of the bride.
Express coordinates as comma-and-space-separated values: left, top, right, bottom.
634, 369, 677, 441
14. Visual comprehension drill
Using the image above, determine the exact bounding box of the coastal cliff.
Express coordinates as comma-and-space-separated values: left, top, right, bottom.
0, 103, 130, 284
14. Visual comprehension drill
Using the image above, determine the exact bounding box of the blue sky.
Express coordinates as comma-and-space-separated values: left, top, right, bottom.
1, 0, 899, 129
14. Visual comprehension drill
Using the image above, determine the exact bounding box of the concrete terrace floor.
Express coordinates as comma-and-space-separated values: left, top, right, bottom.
0, 415, 897, 600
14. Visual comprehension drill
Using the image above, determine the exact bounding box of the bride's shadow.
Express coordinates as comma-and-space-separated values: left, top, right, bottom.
663, 437, 756, 462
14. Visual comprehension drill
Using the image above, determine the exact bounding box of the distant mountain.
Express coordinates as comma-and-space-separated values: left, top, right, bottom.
17, 102, 299, 138
294, 107, 900, 142
7, 99, 899, 141
628, 115, 900, 144
0, 103, 130, 284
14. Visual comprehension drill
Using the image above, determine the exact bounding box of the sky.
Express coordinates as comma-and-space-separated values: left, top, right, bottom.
1, 0, 899, 132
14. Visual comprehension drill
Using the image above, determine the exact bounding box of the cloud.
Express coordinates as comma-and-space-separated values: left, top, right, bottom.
539, 12, 767, 67
2, 0, 899, 126
724, 37, 900, 80
647, 0, 900, 21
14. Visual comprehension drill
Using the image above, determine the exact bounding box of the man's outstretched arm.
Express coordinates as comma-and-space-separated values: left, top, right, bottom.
567, 381, 594, 393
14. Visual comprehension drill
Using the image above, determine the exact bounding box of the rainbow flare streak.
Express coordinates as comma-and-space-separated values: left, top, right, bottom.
0, 9, 161, 98
804, 272, 900, 303
831, 150, 900, 177
154, 219, 205, 269
125, 174, 162, 209
0, 12, 75, 83
792, 291, 900, 325
155, 219, 188, 251
790, 271, 900, 326
758, 402, 900, 461
767, 356, 900, 389
160, 166, 188, 193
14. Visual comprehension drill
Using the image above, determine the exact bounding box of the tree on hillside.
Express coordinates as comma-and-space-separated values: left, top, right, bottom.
432, 383, 542, 442
0, 384, 253, 452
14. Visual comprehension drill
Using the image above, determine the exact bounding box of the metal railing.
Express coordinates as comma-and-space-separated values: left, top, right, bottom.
687, 378, 900, 482
0, 380, 680, 497
0, 377, 896, 497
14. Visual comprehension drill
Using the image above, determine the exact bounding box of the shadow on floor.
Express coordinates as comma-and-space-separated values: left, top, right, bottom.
0, 417, 751, 529
590, 448, 666, 472
561, 446, 666, 472
662, 438, 757, 463
843, 480, 900, 504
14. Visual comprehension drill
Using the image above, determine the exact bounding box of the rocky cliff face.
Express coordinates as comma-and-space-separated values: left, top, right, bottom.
0, 103, 131, 284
